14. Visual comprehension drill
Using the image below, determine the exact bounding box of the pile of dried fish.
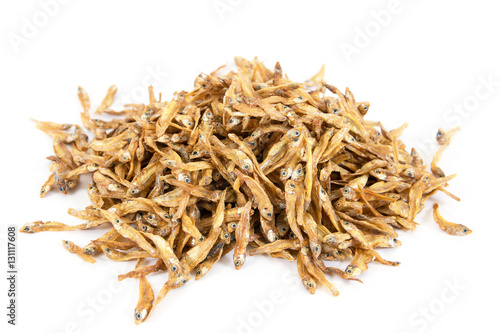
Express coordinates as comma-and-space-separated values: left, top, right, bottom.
21, 57, 471, 324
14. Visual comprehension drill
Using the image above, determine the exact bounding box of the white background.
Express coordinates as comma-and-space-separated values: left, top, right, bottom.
1, 1, 499, 332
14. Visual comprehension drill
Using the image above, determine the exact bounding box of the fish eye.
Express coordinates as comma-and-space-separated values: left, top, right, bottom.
202, 84, 207, 88
305, 245, 310, 250
59, 187, 64, 192
40, 189, 45, 193
344, 221, 350, 226
462, 228, 468, 233
290, 232, 295, 238
346, 268, 352, 274
314, 246, 319, 252
64, 240, 69, 244
148, 215, 153, 220
321, 189, 326, 195
266, 212, 272, 217
172, 266, 178, 272
324, 253, 330, 257
393, 238, 397, 243
281, 227, 287, 232
24, 226, 30, 231
289, 183, 296, 188
293, 130, 300, 137
170, 214, 174, 219
298, 96, 304, 100
224, 233, 229, 239
229, 119, 234, 124
105, 248, 111, 253
192, 151, 198, 155
235, 260, 240, 266
116, 185, 122, 189
184, 177, 190, 183
273, 235, 278, 241
196, 269, 202, 275
231, 223, 237, 229
297, 168, 303, 174
307, 283, 313, 288
135, 312, 142, 320
243, 164, 250, 170
142, 226, 147, 231
374, 170, 380, 174
332, 109, 338, 114
182, 279, 187, 284
343, 188, 349, 194
131, 189, 138, 194
256, 85, 262, 89
281, 170, 287, 176
164, 214, 169, 219
115, 219, 120, 223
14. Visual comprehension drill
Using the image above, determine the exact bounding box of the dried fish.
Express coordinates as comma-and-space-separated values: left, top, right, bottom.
22, 57, 468, 324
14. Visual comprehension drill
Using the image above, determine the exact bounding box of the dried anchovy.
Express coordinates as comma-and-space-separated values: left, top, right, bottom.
21, 57, 470, 324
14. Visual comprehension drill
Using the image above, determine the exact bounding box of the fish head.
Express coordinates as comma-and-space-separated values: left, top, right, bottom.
20, 221, 42, 233
260, 207, 274, 221
119, 151, 131, 162
241, 159, 254, 173
345, 265, 362, 278
265, 229, 279, 243
220, 230, 231, 244
333, 250, 346, 261
277, 223, 289, 237
286, 128, 301, 140
233, 254, 246, 270
195, 266, 208, 280
455, 225, 472, 236
302, 276, 317, 294
67, 179, 78, 189
388, 237, 402, 247
310, 242, 322, 258
134, 308, 149, 325
291, 164, 304, 181
370, 168, 387, 180
83, 245, 97, 256
280, 167, 292, 181
341, 186, 354, 200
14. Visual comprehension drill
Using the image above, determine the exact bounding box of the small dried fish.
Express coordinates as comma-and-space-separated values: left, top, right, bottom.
22, 57, 468, 324
432, 203, 472, 236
